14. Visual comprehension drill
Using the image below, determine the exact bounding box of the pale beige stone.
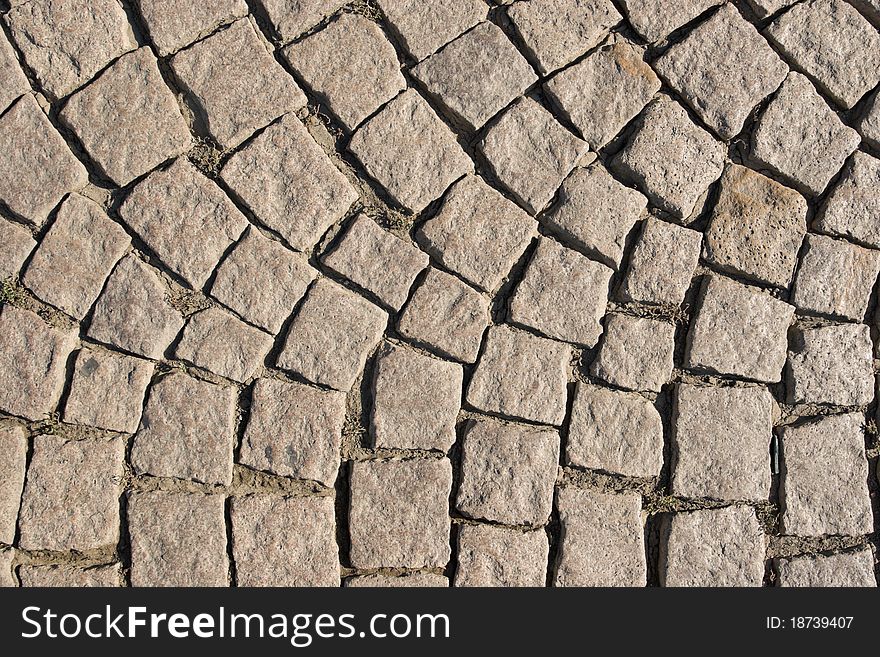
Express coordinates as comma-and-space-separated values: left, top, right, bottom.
621, 218, 701, 305
788, 324, 874, 406
19, 564, 121, 587
0, 30, 30, 113
255, 0, 348, 42
816, 152, 880, 249
377, 0, 486, 61
137, 0, 250, 55
777, 549, 877, 587
0, 549, 13, 587
0, 425, 27, 545
0, 220, 35, 279
455, 524, 548, 587
346, 573, 449, 587
591, 314, 675, 393
619, 0, 722, 42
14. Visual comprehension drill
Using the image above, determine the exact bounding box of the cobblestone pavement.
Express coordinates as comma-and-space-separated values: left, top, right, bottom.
1, 0, 879, 587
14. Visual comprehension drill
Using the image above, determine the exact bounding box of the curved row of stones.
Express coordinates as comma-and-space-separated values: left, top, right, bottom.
0, 0, 878, 587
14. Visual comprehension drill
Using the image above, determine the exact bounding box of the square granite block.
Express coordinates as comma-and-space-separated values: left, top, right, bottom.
137, 0, 250, 55
346, 573, 449, 587
254, 0, 347, 42
377, 0, 486, 61
454, 524, 549, 587
19, 564, 121, 587
590, 314, 675, 393
0, 220, 35, 279
0, 30, 30, 113
815, 152, 880, 249
788, 324, 874, 406
859, 89, 880, 149
619, 0, 722, 42
776, 548, 877, 587
0, 425, 27, 545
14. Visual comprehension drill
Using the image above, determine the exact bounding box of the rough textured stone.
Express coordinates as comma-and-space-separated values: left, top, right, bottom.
416, 175, 537, 292
19, 564, 121, 587
567, 383, 663, 478
349, 89, 473, 213
377, 0, 486, 61
479, 97, 589, 214
0, 221, 35, 279
455, 524, 549, 587
137, 0, 250, 55
662, 506, 765, 586
788, 324, 874, 406
776, 549, 877, 587
780, 413, 874, 536
0, 549, 13, 587
64, 348, 155, 434
0, 305, 75, 421
59, 48, 191, 186
544, 41, 660, 151
128, 491, 227, 587
0, 30, 30, 112
467, 325, 571, 426
221, 113, 357, 251
791, 234, 880, 321
23, 194, 129, 318
555, 488, 646, 587
815, 152, 880, 249
170, 19, 306, 149
278, 277, 387, 391
87, 254, 184, 360
751, 72, 860, 196
743, 0, 798, 17
346, 573, 449, 587
859, 89, 880, 149
620, 218, 701, 305
231, 495, 338, 586
620, 0, 722, 42
0, 425, 27, 545
254, 0, 348, 42
509, 238, 612, 347
131, 372, 237, 485
612, 97, 725, 219
371, 343, 462, 451
0, 94, 87, 226
120, 158, 248, 289
848, 0, 880, 25
703, 164, 808, 288
18, 435, 124, 551
591, 314, 675, 393
397, 268, 489, 363
349, 459, 452, 569
685, 275, 795, 383
239, 377, 346, 486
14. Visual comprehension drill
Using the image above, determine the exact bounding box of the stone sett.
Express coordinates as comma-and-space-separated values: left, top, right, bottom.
0, 425, 27, 545
815, 152, 880, 249
23, 194, 129, 319
346, 573, 449, 587
0, 30, 30, 113
776, 548, 877, 587
278, 277, 387, 391
239, 377, 346, 486
859, 89, 880, 149
18, 435, 124, 551
64, 348, 155, 434
566, 383, 664, 479
619, 0, 722, 43
128, 491, 227, 587
377, 0, 486, 62
467, 325, 571, 426
685, 275, 795, 383
59, 48, 191, 187
591, 314, 675, 393
19, 564, 122, 587
0, 550, 13, 587
254, 0, 348, 43
221, 113, 358, 252
349, 459, 452, 569
231, 495, 339, 587
455, 524, 549, 587
170, 19, 307, 149
0, 220, 35, 279
788, 324, 874, 406
781, 413, 874, 536
137, 0, 250, 56
662, 506, 765, 587
131, 371, 237, 485
456, 419, 559, 527
370, 342, 462, 451
509, 237, 612, 347
555, 487, 646, 587
743, 0, 798, 17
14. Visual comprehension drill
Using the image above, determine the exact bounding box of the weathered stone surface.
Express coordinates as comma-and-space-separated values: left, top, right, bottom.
662, 506, 765, 586
544, 41, 660, 151
322, 215, 428, 310
254, 0, 348, 42
19, 564, 121, 587
64, 348, 155, 434
18, 435, 124, 551
612, 97, 725, 219
0, 30, 30, 113
791, 234, 880, 321
743, 0, 797, 17
541, 164, 647, 268
859, 88, 880, 149
7, 0, 135, 99
751, 72, 860, 196
349, 459, 452, 569
815, 152, 880, 249
703, 164, 808, 288
0, 95, 87, 226
0, 549, 13, 586
23, 194, 129, 318
510, 238, 612, 347
0, 425, 27, 545
566, 383, 663, 478
378, 0, 486, 61
231, 495, 338, 586
766, 0, 880, 110
398, 268, 489, 363
555, 487, 646, 587
685, 275, 795, 383
222, 113, 357, 251
621, 218, 701, 305
848, 0, 880, 25
59, 48, 191, 186
120, 158, 248, 289
467, 325, 571, 426
0, 221, 35, 279
781, 413, 874, 536
455, 524, 549, 587
479, 97, 589, 215
131, 372, 237, 485
788, 324, 874, 406
776, 548, 877, 587
349, 89, 473, 213
619, 0, 722, 42
371, 343, 462, 451
591, 314, 674, 393
128, 491, 227, 587
239, 377, 346, 486
278, 277, 387, 390
137, 0, 250, 55
171, 19, 306, 149
0, 305, 75, 420
412, 22, 536, 131
346, 573, 449, 587
87, 254, 184, 360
